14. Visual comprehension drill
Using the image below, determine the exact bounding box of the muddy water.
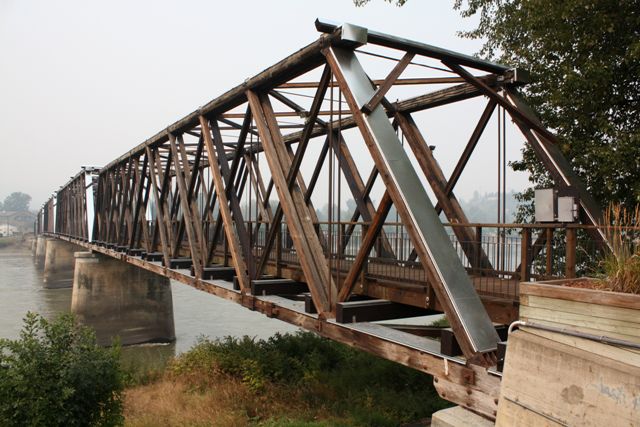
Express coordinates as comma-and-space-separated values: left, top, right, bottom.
0, 244, 297, 370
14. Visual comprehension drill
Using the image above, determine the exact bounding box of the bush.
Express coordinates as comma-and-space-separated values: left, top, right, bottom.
596, 204, 640, 294
0, 312, 124, 426
168, 331, 450, 425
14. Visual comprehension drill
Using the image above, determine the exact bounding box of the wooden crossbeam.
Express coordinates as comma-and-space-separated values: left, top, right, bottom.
362, 52, 414, 114
200, 115, 252, 292
396, 112, 492, 271
336, 299, 432, 324
247, 90, 336, 315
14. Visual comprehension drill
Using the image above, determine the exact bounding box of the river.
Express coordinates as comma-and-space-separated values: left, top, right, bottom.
0, 243, 297, 371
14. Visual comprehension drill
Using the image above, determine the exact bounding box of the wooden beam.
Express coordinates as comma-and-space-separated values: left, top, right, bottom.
200, 116, 251, 293
254, 66, 332, 278
362, 52, 414, 114
145, 146, 172, 267
247, 90, 336, 314
336, 299, 432, 323
338, 192, 393, 302
396, 112, 492, 271
168, 134, 203, 275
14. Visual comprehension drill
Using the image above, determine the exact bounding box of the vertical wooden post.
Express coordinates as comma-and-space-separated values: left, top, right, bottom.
545, 228, 553, 276
565, 227, 577, 279
223, 235, 229, 267
276, 224, 282, 277
361, 223, 369, 290
475, 226, 482, 275
520, 228, 531, 282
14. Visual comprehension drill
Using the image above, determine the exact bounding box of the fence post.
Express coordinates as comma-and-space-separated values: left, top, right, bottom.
565, 227, 577, 278
545, 228, 553, 276
474, 226, 482, 275
520, 228, 531, 282
276, 224, 282, 277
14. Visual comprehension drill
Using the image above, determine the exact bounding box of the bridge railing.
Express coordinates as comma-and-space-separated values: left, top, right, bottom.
190, 219, 612, 302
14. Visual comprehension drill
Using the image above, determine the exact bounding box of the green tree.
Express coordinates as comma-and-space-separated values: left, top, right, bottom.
0, 312, 123, 426
454, 0, 640, 216
355, 0, 640, 217
3, 192, 32, 212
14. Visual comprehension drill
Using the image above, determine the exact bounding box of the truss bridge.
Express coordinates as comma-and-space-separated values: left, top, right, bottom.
34, 20, 607, 419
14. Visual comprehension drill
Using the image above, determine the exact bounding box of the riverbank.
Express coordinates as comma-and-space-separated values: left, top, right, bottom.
123, 332, 450, 426
0, 235, 27, 250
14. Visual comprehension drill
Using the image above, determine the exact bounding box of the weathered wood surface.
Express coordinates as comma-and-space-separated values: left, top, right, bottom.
496, 329, 640, 426
520, 282, 640, 343
521, 281, 640, 310
432, 405, 495, 427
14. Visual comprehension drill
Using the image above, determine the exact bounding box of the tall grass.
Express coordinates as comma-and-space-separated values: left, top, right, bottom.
596, 204, 640, 294
124, 331, 450, 426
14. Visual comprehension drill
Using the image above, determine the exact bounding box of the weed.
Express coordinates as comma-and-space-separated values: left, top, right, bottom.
595, 203, 640, 294
126, 331, 450, 426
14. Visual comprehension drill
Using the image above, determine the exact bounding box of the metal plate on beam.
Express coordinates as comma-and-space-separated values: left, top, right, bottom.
328, 46, 499, 354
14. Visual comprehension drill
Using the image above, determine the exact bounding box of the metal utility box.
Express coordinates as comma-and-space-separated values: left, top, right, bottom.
534, 189, 556, 222
557, 196, 578, 222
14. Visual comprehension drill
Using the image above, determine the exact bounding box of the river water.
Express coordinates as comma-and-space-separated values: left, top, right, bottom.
0, 244, 297, 371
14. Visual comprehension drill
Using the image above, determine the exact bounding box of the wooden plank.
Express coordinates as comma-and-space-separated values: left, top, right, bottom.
431, 406, 495, 427
496, 398, 563, 427
519, 305, 640, 339
496, 330, 640, 426
522, 326, 640, 367
518, 317, 640, 345
522, 294, 640, 325
521, 282, 640, 310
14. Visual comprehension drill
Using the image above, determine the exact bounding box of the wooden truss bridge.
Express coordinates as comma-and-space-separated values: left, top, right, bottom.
35, 20, 607, 419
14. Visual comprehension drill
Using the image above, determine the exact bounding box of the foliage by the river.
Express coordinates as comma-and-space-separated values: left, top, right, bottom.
594, 204, 640, 294
0, 312, 124, 427
124, 331, 450, 426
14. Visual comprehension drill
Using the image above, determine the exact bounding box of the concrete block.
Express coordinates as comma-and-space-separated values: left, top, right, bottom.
43, 238, 81, 288
71, 251, 175, 346
432, 406, 494, 427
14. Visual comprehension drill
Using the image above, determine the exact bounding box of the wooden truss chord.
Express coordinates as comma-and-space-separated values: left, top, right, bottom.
247, 90, 337, 315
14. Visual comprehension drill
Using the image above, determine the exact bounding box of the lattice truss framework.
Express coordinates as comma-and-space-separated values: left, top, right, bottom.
40, 21, 605, 366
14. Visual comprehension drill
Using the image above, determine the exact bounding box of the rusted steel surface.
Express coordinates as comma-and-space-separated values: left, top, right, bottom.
36, 21, 607, 418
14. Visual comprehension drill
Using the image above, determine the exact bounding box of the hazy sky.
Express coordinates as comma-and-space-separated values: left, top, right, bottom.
0, 0, 531, 210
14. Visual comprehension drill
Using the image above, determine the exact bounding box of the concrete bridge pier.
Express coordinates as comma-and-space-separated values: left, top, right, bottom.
43, 238, 82, 288
71, 252, 175, 346
34, 236, 47, 268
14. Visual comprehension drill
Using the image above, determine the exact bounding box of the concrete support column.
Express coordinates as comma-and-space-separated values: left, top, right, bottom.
43, 239, 80, 288
72, 252, 175, 346
34, 236, 47, 268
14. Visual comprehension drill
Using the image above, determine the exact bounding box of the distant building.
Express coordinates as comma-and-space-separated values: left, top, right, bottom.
0, 211, 36, 235
0, 224, 19, 237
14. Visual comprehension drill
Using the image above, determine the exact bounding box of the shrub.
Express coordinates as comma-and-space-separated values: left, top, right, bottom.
0, 312, 124, 426
596, 204, 640, 294
168, 331, 450, 424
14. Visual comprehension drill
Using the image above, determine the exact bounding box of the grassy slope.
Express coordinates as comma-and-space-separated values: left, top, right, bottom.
124, 332, 451, 426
